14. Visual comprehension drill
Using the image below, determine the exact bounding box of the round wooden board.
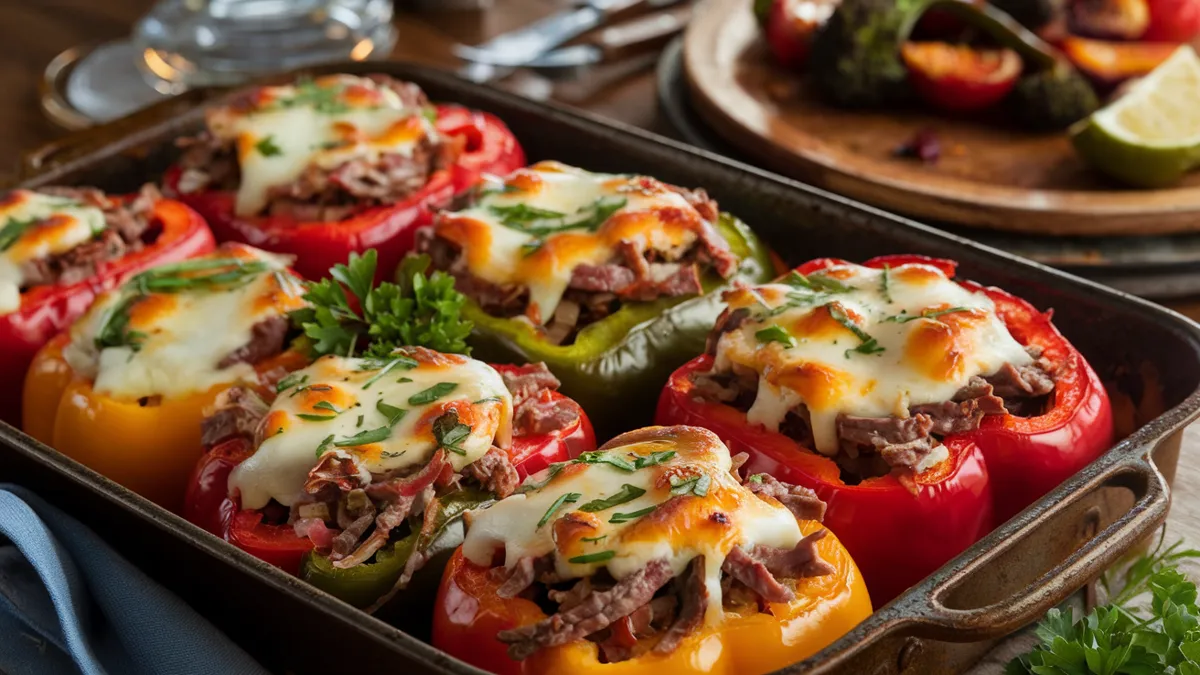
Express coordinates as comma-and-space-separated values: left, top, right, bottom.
683, 0, 1200, 236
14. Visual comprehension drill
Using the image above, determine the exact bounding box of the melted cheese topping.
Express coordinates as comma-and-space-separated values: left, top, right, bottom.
462, 426, 803, 624
229, 349, 513, 509
206, 74, 437, 217
0, 190, 107, 315
62, 244, 306, 401
433, 161, 722, 325
711, 262, 1033, 459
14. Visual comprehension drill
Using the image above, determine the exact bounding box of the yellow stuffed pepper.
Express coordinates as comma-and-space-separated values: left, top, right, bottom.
23, 243, 308, 511
432, 425, 871, 675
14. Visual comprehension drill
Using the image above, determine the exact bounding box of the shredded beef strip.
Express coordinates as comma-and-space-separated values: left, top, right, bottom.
746, 473, 826, 522
201, 386, 269, 447
652, 556, 709, 656
465, 446, 520, 499
17, 184, 161, 288
217, 316, 290, 369
745, 530, 836, 579
304, 451, 369, 496
495, 555, 554, 599
497, 559, 676, 661
722, 547, 796, 603
500, 362, 562, 399
499, 363, 582, 437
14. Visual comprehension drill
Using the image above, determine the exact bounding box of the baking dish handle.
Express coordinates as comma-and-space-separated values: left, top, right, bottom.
913, 451, 1170, 641
21, 86, 222, 179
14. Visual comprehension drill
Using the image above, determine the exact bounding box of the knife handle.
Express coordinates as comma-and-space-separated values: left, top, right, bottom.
592, 6, 693, 60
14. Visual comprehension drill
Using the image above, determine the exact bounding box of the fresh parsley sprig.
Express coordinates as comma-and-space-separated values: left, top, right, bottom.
291, 250, 473, 359
1009, 533, 1200, 675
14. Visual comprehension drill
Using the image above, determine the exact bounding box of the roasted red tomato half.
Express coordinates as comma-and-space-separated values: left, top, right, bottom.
166, 74, 525, 281
765, 0, 837, 69
901, 42, 1023, 113
183, 359, 594, 578
656, 254, 1113, 602
0, 186, 214, 426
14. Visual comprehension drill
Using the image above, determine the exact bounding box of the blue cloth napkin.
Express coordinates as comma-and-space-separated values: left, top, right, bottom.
0, 484, 267, 675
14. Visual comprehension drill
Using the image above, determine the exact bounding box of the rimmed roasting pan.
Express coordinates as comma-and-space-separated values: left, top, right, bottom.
5, 61, 1200, 674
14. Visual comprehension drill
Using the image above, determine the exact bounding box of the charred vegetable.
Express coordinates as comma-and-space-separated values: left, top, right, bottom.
1011, 65, 1101, 130
989, 0, 1063, 30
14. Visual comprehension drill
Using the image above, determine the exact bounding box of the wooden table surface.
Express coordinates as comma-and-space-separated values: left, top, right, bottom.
4, 0, 1200, 666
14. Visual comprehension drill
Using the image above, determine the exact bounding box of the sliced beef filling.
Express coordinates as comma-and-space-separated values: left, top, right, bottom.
500, 362, 582, 437
491, 473, 833, 663
690, 346, 1056, 482
19, 184, 162, 288
173, 75, 451, 220
416, 188, 740, 346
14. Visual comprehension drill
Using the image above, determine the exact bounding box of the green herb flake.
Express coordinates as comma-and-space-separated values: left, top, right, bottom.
517, 463, 568, 494
362, 355, 418, 389
333, 426, 391, 447
396, 377, 413, 384
314, 434, 335, 457
748, 474, 767, 484
254, 135, 283, 157
0, 216, 39, 252
296, 413, 338, 422
489, 196, 626, 238
578, 484, 646, 513
376, 400, 406, 426
568, 550, 616, 565
473, 396, 503, 404
826, 303, 886, 359
755, 325, 796, 348
537, 492, 581, 529
432, 410, 471, 455
884, 307, 972, 323
632, 451, 676, 470
609, 505, 657, 524
408, 382, 458, 406
880, 264, 893, 304
670, 473, 711, 497
575, 451, 636, 473
313, 401, 342, 414
580, 535, 607, 544
356, 414, 364, 428
783, 271, 853, 294
275, 372, 308, 394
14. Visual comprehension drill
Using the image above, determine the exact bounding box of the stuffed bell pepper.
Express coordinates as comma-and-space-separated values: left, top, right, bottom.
167, 73, 525, 280
656, 255, 1113, 603
23, 243, 307, 510
184, 348, 595, 609
0, 185, 214, 425
433, 425, 871, 674
415, 161, 776, 436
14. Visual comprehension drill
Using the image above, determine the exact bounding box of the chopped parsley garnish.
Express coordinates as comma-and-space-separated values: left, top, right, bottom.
580, 535, 607, 544
489, 195, 627, 238
517, 462, 568, 494
473, 396, 503, 404
356, 414, 364, 428
748, 473, 767, 484
569, 550, 616, 564
376, 400, 406, 426
633, 451, 676, 469
670, 473, 712, 497
755, 325, 796, 348
0, 216, 39, 252
880, 264, 893, 304
783, 271, 853, 294
314, 434, 335, 457
397, 377, 413, 383
609, 505, 657, 524
362, 356, 417, 389
275, 372, 308, 394
93, 295, 149, 353
421, 107, 438, 126
537, 492, 581, 529
578, 484, 646, 512
575, 450, 636, 473
827, 303, 885, 358
432, 410, 471, 455
291, 250, 473, 359
520, 240, 544, 257
271, 77, 351, 114
254, 135, 283, 157
408, 382, 458, 406
381, 451, 405, 459
884, 306, 972, 323
313, 401, 342, 414
333, 426, 391, 447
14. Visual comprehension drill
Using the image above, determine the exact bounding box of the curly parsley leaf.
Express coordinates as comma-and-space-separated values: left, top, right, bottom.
1010, 532, 1200, 675
291, 249, 473, 359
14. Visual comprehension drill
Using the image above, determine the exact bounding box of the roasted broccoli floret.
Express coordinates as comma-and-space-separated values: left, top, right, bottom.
1010, 66, 1101, 130
809, 0, 922, 108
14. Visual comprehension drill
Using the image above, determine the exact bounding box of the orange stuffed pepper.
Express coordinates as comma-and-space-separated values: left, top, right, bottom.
23, 243, 308, 511
433, 425, 871, 675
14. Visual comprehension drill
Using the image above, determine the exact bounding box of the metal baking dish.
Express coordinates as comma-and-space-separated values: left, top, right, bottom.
6, 62, 1200, 675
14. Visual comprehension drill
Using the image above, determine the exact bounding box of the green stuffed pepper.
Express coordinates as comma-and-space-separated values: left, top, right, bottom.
415, 161, 776, 436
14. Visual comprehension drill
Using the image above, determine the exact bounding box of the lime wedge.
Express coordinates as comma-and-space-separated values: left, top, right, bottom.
1070, 46, 1200, 188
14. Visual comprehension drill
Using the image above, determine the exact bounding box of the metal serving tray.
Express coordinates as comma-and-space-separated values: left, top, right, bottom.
6, 62, 1200, 675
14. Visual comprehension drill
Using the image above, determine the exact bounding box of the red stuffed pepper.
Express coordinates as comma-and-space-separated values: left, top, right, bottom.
0, 185, 214, 425
433, 425, 871, 675
184, 348, 595, 609
166, 74, 524, 281
656, 255, 1112, 602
